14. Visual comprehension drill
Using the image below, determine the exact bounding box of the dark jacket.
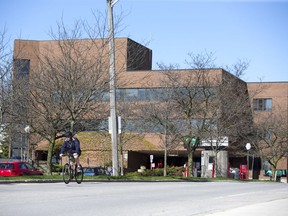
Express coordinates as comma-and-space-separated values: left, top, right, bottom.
60, 137, 81, 156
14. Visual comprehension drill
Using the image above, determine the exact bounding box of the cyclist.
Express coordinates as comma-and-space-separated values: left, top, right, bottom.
59, 131, 81, 168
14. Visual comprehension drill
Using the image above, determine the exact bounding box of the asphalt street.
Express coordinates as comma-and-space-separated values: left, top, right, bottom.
0, 181, 287, 216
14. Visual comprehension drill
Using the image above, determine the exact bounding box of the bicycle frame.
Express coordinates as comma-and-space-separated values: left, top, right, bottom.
61, 154, 83, 184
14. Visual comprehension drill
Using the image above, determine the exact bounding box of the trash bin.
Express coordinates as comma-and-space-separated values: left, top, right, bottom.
234, 168, 240, 180
276, 170, 282, 182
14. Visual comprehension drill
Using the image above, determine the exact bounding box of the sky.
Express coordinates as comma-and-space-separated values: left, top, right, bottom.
1, 0, 288, 82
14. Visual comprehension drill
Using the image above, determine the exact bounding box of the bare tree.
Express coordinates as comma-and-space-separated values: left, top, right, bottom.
224, 58, 250, 78
204, 71, 253, 177
253, 108, 288, 181
156, 53, 218, 177
12, 17, 111, 174
11, 7, 152, 174
111, 99, 146, 175
154, 51, 252, 177
0, 27, 13, 158
138, 86, 182, 176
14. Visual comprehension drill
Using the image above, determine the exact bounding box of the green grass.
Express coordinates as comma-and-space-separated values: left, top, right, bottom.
0, 173, 276, 183
0, 174, 62, 181
0, 174, 227, 182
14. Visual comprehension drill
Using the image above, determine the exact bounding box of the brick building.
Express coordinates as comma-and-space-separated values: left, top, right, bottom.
12, 38, 287, 179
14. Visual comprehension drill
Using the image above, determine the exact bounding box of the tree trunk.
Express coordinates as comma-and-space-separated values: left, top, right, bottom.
164, 146, 167, 176
214, 151, 218, 178
47, 138, 56, 175
271, 165, 277, 181
187, 147, 194, 177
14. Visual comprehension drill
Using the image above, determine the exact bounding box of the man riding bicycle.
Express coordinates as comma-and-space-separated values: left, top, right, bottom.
59, 131, 81, 168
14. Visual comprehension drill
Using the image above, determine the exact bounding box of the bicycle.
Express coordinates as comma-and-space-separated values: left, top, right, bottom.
61, 154, 83, 184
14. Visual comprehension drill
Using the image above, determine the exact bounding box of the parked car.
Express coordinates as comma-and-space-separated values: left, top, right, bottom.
0, 161, 44, 176
83, 166, 111, 176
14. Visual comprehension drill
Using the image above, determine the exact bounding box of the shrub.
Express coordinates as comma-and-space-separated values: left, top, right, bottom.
126, 166, 185, 177
167, 166, 185, 176
52, 163, 62, 172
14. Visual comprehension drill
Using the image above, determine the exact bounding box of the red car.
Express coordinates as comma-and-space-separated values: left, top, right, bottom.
0, 161, 44, 176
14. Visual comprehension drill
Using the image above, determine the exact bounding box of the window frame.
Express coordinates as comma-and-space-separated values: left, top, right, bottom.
253, 98, 272, 111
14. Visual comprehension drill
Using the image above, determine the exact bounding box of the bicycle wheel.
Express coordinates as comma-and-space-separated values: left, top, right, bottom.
62, 163, 71, 184
75, 164, 83, 184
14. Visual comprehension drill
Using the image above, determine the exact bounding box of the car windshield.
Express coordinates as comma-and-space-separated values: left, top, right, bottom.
85, 168, 94, 172
18, 163, 34, 170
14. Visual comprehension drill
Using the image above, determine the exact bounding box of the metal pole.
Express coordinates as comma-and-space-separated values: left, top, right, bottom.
245, 143, 251, 180
286, 155, 288, 183
251, 154, 254, 179
24, 125, 30, 162
247, 150, 249, 180
107, 0, 119, 176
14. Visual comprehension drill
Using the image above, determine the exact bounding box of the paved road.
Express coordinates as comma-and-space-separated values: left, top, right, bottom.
0, 181, 287, 216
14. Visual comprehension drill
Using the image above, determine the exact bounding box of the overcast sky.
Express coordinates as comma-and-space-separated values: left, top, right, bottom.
1, 0, 287, 82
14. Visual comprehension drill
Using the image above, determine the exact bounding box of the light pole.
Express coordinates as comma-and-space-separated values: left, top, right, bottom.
107, 0, 119, 176
24, 125, 30, 162
245, 143, 251, 179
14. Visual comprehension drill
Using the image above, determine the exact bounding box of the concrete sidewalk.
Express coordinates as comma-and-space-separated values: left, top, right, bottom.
206, 198, 288, 216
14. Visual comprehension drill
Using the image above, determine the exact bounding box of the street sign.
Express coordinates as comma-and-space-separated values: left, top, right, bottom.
191, 137, 197, 146
183, 136, 197, 148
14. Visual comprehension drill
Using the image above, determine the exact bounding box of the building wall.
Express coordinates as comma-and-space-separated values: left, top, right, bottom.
127, 38, 152, 71
247, 82, 288, 118
14, 38, 152, 75
248, 82, 288, 172
221, 70, 254, 156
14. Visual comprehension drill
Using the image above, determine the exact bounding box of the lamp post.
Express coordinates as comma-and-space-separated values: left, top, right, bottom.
24, 125, 30, 162
245, 143, 251, 180
107, 0, 119, 176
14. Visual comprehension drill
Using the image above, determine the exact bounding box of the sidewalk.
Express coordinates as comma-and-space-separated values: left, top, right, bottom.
206, 198, 288, 216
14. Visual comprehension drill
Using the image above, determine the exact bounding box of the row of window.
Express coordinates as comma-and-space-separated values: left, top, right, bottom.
80, 118, 216, 133
14, 59, 273, 111
49, 87, 216, 103
104, 90, 273, 112
101, 87, 217, 102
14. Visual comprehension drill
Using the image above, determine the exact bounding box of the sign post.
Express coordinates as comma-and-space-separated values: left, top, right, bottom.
150, 155, 154, 170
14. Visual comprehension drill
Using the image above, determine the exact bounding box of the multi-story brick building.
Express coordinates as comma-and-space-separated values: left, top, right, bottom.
12, 38, 287, 179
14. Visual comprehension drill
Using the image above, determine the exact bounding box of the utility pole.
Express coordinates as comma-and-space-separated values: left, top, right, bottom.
107, 0, 119, 176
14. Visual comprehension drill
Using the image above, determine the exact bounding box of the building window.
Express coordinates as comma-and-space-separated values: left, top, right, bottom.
259, 128, 273, 141
124, 89, 138, 101
253, 98, 272, 111
264, 129, 273, 141
100, 92, 110, 102
14, 59, 30, 79
138, 89, 146, 100
115, 88, 164, 102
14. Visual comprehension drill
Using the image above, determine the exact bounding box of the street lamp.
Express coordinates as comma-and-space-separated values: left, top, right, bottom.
24, 125, 30, 162
107, 0, 119, 176
245, 143, 251, 179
